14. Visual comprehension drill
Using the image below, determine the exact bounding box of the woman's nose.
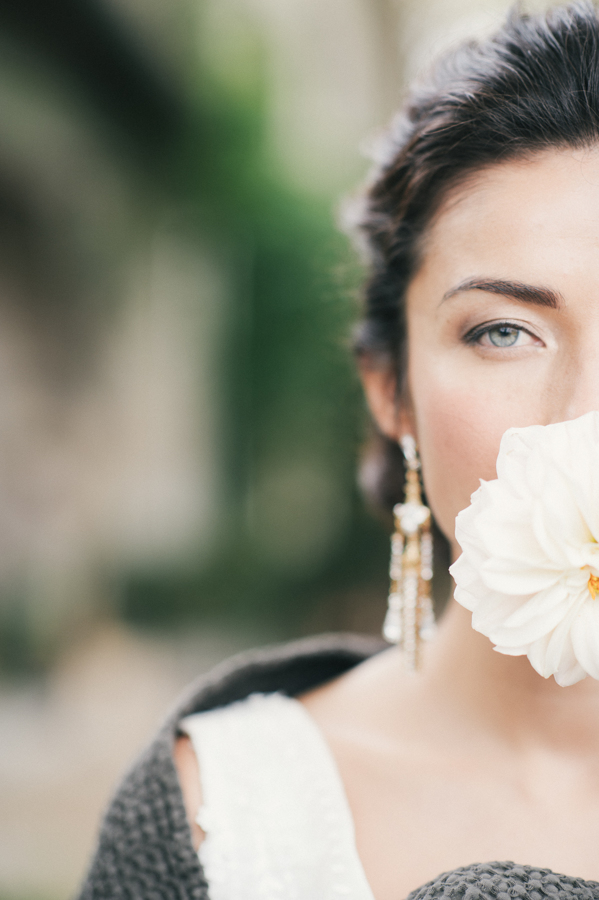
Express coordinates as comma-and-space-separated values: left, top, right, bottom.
550, 329, 599, 423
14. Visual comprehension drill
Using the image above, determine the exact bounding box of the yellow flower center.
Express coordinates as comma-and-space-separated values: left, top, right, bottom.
588, 573, 599, 599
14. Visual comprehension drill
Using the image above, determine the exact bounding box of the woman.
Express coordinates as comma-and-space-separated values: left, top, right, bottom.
79, 4, 599, 898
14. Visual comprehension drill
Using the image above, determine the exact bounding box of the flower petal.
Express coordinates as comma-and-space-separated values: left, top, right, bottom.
479, 557, 560, 595
570, 598, 599, 680
451, 411, 599, 686
501, 581, 571, 629
542, 595, 586, 679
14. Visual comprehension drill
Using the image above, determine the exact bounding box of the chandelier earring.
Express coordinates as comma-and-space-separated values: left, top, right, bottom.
382, 434, 435, 670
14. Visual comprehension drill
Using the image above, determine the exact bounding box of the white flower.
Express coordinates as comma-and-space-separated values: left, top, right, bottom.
449, 411, 599, 686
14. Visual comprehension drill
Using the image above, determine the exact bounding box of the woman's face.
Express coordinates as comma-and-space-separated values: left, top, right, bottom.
363, 146, 599, 560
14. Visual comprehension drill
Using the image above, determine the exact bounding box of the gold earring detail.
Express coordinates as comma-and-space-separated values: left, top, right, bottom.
383, 435, 435, 670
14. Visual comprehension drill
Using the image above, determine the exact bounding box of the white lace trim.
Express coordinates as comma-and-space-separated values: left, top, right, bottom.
181, 692, 375, 900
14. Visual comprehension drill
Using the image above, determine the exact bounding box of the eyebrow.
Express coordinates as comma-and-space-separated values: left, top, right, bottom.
441, 278, 563, 309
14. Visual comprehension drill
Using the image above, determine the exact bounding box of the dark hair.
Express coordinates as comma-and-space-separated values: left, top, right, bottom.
353, 1, 599, 519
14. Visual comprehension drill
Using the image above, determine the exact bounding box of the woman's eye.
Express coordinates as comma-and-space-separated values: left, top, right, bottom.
465, 322, 540, 349
486, 325, 520, 347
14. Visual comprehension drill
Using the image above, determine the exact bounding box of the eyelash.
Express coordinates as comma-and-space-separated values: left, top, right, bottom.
462, 320, 535, 346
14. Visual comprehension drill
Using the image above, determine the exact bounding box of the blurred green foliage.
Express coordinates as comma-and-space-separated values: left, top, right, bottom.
120, 37, 390, 636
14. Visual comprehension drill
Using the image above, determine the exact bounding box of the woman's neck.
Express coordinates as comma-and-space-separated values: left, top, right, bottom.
417, 600, 599, 755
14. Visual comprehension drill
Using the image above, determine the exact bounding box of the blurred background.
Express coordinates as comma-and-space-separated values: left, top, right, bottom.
0, 0, 552, 897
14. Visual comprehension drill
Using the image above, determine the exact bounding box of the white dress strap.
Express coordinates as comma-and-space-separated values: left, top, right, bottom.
180, 692, 375, 900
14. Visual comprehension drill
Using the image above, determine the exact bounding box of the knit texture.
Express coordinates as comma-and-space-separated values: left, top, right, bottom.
408, 862, 599, 900
76, 635, 599, 900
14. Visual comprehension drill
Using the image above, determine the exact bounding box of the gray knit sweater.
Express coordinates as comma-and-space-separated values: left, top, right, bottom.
76, 633, 599, 900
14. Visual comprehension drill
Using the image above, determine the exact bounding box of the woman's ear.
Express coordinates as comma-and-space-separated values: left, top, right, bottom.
359, 359, 413, 442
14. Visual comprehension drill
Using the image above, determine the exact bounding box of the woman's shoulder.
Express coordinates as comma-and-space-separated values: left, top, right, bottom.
172, 632, 387, 853
76, 632, 385, 898
174, 631, 386, 721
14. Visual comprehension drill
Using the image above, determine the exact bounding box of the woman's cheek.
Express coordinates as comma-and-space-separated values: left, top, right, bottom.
410, 380, 515, 551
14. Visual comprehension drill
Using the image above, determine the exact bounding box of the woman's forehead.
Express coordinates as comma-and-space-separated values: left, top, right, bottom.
411, 146, 599, 301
